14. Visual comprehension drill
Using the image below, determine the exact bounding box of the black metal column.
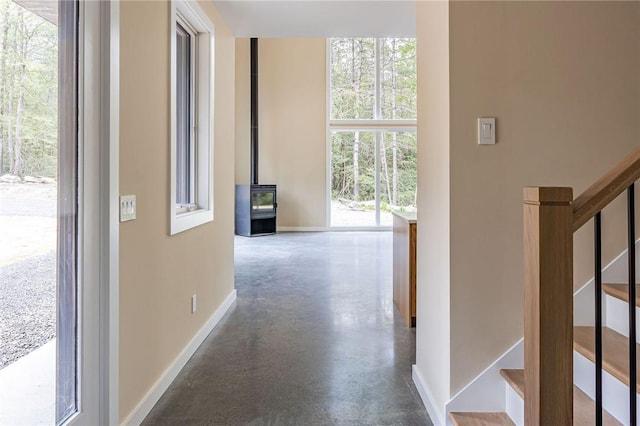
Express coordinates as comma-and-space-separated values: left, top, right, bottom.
595, 212, 603, 426
250, 37, 259, 185
629, 184, 637, 426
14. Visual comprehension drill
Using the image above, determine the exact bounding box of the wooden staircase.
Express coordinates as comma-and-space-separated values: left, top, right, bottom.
451, 366, 621, 425
574, 325, 640, 394
449, 285, 638, 425
448, 148, 640, 425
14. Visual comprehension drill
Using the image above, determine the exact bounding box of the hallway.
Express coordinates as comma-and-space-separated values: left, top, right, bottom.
142, 232, 430, 425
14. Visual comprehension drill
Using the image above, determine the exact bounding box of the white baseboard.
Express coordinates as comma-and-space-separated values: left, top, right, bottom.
122, 289, 237, 426
277, 226, 328, 232
329, 226, 392, 232
412, 365, 445, 426
277, 226, 393, 232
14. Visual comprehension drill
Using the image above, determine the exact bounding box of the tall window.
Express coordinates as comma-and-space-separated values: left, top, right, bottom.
175, 22, 194, 205
170, 0, 214, 235
329, 38, 417, 227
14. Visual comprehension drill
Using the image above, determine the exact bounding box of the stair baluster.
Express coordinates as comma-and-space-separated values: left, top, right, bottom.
595, 212, 603, 426
628, 184, 637, 426
451, 148, 640, 425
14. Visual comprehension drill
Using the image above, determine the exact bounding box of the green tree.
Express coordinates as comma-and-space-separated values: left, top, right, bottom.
0, 0, 57, 178
330, 38, 417, 211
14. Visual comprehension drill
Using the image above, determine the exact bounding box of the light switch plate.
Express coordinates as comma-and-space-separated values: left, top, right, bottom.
478, 117, 496, 145
120, 195, 136, 222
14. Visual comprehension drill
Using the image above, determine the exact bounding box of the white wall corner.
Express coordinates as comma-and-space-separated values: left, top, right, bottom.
444, 339, 523, 423
412, 365, 446, 426
122, 289, 237, 426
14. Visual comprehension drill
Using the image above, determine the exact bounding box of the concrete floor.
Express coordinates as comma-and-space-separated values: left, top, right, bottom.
142, 232, 430, 425
0, 340, 55, 425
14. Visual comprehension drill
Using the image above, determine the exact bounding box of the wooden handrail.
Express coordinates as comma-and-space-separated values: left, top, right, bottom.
522, 147, 640, 425
573, 147, 640, 231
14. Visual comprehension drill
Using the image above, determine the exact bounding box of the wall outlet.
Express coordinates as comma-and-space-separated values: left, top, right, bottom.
120, 195, 136, 222
191, 294, 197, 314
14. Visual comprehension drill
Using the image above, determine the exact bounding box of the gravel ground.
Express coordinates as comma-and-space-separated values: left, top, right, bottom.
0, 182, 57, 370
0, 182, 56, 217
0, 250, 56, 369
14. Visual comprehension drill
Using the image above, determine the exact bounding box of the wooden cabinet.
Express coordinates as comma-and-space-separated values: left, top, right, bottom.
393, 211, 417, 327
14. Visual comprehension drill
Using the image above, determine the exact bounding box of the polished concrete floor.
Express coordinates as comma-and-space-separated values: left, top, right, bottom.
143, 232, 430, 425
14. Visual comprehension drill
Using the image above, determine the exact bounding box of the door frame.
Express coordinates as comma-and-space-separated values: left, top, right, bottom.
64, 1, 120, 424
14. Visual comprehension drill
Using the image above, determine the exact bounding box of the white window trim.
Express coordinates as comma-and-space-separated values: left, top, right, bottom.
175, 17, 196, 205
170, 0, 215, 235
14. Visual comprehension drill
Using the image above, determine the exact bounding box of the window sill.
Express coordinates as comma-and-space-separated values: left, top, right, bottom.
176, 203, 198, 214
170, 207, 213, 235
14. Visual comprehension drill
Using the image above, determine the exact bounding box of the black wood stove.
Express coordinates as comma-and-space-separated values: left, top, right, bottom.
235, 184, 277, 236
235, 38, 277, 236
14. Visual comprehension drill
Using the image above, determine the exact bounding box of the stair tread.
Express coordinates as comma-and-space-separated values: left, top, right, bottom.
449, 412, 515, 426
603, 283, 640, 307
574, 326, 640, 393
500, 369, 621, 425
500, 369, 525, 399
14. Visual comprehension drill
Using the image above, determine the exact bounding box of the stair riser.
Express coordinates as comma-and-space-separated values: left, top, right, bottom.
606, 295, 640, 342
505, 383, 523, 426
574, 350, 640, 425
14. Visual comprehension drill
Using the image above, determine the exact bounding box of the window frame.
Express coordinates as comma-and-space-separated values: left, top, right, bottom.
170, 0, 215, 235
175, 19, 196, 207
327, 38, 417, 228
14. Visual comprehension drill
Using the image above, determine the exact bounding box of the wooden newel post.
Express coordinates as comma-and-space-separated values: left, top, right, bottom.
523, 187, 573, 425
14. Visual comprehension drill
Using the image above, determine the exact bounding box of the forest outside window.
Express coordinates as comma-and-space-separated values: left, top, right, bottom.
170, 0, 214, 235
329, 38, 417, 227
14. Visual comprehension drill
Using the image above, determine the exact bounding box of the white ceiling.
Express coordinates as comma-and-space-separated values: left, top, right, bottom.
13, 0, 57, 25
212, 1, 416, 38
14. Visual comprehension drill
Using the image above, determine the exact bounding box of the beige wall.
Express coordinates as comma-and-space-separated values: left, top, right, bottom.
415, 0, 451, 412
119, 1, 235, 421
235, 38, 327, 228
417, 0, 640, 412
235, 39, 251, 184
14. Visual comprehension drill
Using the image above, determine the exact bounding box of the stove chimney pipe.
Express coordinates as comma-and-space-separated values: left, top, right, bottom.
250, 38, 259, 185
